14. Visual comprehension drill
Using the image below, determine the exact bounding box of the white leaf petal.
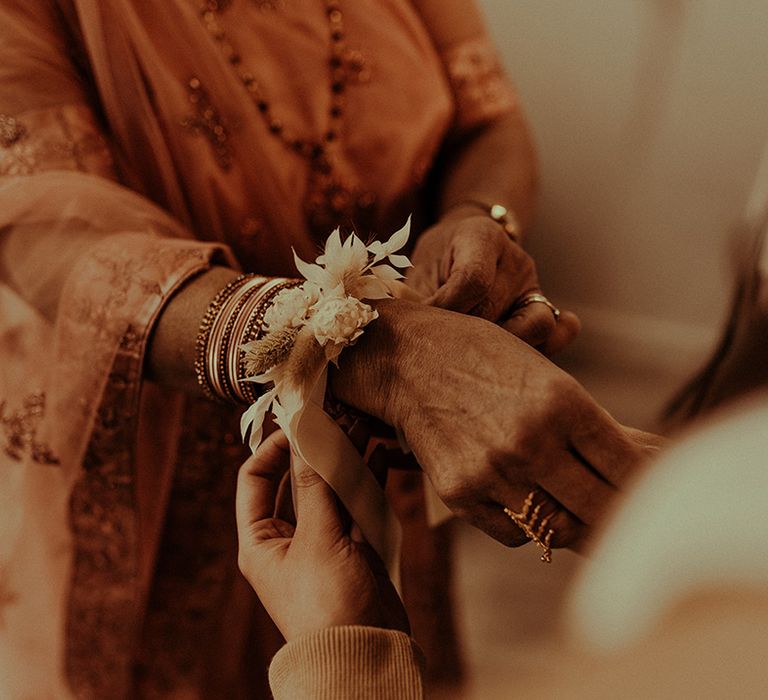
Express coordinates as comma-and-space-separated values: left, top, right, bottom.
348, 234, 369, 269
319, 228, 342, 263
325, 343, 344, 364
293, 249, 321, 281
240, 389, 276, 452
367, 240, 386, 263
371, 264, 404, 281
383, 215, 411, 254
386, 254, 413, 269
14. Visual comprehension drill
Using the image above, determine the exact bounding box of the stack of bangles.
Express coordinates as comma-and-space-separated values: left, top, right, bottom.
194, 273, 301, 404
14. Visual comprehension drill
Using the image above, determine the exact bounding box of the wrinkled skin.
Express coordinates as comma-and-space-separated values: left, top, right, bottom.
332, 300, 658, 550
408, 214, 581, 355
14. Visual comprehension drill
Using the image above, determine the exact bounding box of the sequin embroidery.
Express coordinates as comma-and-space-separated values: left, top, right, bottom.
442, 37, 519, 132
0, 114, 27, 147
181, 77, 233, 171
0, 393, 60, 465
0, 106, 114, 177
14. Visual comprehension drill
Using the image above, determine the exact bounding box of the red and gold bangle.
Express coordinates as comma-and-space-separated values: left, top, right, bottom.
194, 273, 255, 401
235, 278, 302, 403
213, 276, 269, 402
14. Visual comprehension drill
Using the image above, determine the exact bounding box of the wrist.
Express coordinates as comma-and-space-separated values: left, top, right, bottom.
441, 198, 522, 242
329, 298, 420, 428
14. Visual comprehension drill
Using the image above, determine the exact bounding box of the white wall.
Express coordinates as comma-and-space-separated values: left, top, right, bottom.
480, 0, 768, 383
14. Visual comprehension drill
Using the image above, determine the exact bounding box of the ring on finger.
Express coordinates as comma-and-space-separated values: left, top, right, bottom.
503, 489, 557, 563
513, 293, 561, 321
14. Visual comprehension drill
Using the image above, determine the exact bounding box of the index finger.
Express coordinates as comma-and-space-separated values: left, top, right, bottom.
236, 430, 291, 535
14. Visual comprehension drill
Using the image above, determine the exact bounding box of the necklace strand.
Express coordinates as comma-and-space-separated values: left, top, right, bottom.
197, 0, 375, 234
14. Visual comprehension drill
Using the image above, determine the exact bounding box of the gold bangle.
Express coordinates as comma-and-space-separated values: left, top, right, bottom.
215, 277, 269, 403
235, 279, 302, 403
448, 199, 521, 242
194, 273, 254, 401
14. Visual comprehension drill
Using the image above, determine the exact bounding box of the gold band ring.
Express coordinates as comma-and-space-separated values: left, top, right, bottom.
513, 293, 561, 321
504, 489, 556, 563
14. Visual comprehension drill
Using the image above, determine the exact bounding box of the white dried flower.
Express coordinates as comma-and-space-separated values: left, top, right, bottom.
307, 295, 378, 347
263, 284, 319, 332
242, 326, 299, 376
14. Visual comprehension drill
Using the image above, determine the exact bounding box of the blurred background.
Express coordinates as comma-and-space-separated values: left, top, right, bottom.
451, 2, 768, 696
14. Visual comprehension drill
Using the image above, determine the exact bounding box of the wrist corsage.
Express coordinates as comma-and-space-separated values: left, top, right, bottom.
239, 217, 414, 583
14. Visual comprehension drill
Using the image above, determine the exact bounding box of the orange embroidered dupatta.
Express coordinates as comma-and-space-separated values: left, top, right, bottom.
0, 0, 516, 695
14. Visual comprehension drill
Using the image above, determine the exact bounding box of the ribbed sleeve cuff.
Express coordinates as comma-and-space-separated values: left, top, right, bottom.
269, 626, 425, 700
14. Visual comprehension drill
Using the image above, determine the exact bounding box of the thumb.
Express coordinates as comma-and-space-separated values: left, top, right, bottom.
291, 450, 345, 541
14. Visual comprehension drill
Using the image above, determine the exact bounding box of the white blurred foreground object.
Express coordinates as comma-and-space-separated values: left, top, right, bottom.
569, 392, 768, 652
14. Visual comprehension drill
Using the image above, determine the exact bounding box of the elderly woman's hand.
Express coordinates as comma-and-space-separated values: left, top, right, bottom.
332, 300, 655, 551
236, 430, 409, 642
408, 213, 580, 355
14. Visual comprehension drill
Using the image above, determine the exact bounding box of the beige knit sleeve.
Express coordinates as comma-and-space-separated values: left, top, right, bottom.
268, 626, 426, 700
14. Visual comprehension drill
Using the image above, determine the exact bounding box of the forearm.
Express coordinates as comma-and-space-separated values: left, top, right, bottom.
437, 111, 539, 235
145, 265, 239, 394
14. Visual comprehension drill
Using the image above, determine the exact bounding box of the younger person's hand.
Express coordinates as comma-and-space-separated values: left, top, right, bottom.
236, 430, 409, 641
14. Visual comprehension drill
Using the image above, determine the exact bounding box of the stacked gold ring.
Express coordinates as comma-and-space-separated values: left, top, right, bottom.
503, 489, 556, 563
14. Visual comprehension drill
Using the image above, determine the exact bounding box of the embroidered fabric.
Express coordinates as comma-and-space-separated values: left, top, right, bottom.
0, 105, 115, 178
441, 36, 519, 132
0, 393, 59, 465
0, 0, 464, 695
59, 239, 230, 698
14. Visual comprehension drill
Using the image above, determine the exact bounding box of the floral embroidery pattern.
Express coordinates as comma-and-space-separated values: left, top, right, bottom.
442, 37, 518, 132
0, 114, 27, 147
62, 244, 224, 697
0, 393, 60, 465
0, 107, 114, 177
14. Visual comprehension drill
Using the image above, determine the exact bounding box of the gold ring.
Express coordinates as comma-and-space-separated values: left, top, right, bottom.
514, 293, 561, 321
503, 489, 556, 563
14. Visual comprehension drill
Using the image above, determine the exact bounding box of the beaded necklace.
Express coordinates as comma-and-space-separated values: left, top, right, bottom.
197, 0, 376, 236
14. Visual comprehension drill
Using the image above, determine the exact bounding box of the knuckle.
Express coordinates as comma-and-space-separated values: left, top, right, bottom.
472, 296, 499, 320
292, 466, 324, 490
460, 266, 492, 300
548, 514, 581, 549
542, 373, 580, 404
435, 478, 473, 507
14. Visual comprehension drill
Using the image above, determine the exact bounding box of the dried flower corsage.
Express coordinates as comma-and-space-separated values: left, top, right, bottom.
240, 216, 413, 451
238, 218, 415, 583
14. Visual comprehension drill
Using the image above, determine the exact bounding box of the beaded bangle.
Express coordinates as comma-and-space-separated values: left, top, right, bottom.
211, 276, 269, 402
194, 273, 256, 401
